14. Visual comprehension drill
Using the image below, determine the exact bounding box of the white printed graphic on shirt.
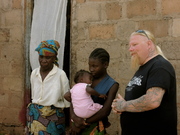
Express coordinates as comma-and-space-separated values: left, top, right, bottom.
126, 75, 143, 91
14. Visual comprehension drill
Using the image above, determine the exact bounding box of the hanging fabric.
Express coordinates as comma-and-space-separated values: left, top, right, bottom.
29, 0, 67, 70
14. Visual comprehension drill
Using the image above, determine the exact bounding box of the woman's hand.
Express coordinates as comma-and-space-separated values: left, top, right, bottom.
72, 117, 85, 128
69, 117, 86, 134
70, 104, 86, 134
69, 123, 82, 135
99, 94, 107, 99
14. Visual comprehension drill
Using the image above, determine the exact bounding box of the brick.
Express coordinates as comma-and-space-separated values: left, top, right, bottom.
116, 21, 136, 40
0, 60, 23, 77
2, 107, 20, 124
9, 60, 24, 75
2, 76, 23, 92
0, 92, 9, 107
12, 0, 22, 9
77, 22, 87, 40
12, 127, 25, 135
127, 0, 156, 18
76, 42, 90, 63
76, 3, 100, 22
0, 130, 11, 135
138, 20, 169, 37
10, 26, 23, 42
0, 108, 3, 122
0, 60, 11, 75
162, 0, 180, 15
108, 57, 121, 78
0, 43, 24, 61
178, 105, 180, 133
118, 58, 134, 80
160, 41, 180, 60
105, 41, 122, 59
90, 0, 107, 1
0, 76, 3, 87
0, 0, 11, 11
0, 28, 10, 42
0, 125, 24, 135
0, 60, 24, 79
170, 60, 180, 80
172, 19, 180, 37
4, 9, 22, 26
178, 92, 180, 103
106, 111, 121, 134
9, 91, 23, 108
76, 0, 85, 3
89, 24, 115, 39
105, 2, 122, 20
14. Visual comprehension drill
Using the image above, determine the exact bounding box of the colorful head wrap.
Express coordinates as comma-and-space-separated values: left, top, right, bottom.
35, 40, 60, 56
35, 40, 60, 66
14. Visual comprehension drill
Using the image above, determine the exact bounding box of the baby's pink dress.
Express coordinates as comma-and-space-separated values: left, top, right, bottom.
70, 83, 103, 118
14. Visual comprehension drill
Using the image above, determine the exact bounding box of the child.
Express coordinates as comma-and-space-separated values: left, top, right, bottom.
64, 69, 106, 119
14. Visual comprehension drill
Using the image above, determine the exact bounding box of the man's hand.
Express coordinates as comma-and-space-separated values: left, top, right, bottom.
111, 94, 126, 114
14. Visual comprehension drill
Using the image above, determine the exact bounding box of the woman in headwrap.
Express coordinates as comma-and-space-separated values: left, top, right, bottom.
26, 40, 70, 135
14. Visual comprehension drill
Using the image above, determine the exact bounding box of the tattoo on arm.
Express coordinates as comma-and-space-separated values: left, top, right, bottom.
124, 87, 165, 112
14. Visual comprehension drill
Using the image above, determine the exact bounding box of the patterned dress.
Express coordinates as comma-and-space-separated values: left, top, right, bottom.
27, 104, 65, 135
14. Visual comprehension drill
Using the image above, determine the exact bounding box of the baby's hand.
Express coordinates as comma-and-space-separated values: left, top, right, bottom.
99, 94, 107, 99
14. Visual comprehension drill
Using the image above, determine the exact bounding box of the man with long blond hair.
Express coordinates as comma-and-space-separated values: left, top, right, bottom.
112, 30, 177, 135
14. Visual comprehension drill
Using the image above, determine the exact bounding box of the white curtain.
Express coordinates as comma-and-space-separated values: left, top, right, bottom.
30, 0, 68, 70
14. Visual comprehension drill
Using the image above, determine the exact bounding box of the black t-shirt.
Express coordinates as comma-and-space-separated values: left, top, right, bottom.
121, 55, 177, 135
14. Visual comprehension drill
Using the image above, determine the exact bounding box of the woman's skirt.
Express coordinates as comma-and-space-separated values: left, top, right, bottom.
26, 103, 65, 135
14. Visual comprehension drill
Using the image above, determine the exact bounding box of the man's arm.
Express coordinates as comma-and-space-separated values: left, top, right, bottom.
112, 87, 165, 113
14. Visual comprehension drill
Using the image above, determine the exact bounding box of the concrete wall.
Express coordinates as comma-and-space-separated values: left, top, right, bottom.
0, 0, 25, 134
0, 0, 180, 134
71, 0, 180, 134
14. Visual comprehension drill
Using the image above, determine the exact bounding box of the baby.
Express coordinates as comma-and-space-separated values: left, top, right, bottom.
64, 69, 106, 119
